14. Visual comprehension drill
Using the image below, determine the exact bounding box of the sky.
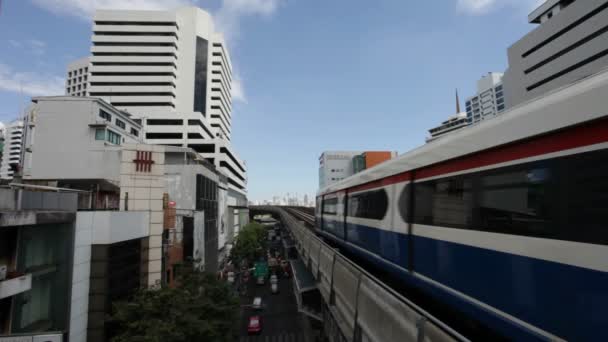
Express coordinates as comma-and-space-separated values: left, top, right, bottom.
0, 0, 543, 202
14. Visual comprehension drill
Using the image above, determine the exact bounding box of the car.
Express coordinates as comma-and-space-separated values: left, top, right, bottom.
247, 315, 262, 334
271, 282, 279, 294
270, 275, 278, 284
226, 271, 235, 284
256, 276, 265, 285
252, 297, 262, 310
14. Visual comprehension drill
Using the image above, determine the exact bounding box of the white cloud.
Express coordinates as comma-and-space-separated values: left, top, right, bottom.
30, 0, 199, 19
214, 0, 286, 103
216, 0, 284, 43
231, 77, 246, 103
7, 39, 47, 55
457, 0, 543, 15
0, 64, 65, 97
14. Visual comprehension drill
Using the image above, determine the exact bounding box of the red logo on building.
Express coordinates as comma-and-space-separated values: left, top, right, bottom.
133, 151, 155, 172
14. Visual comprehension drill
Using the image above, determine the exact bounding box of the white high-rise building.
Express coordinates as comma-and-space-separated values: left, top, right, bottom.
66, 57, 90, 97
68, 7, 246, 196
0, 120, 24, 180
465, 72, 506, 125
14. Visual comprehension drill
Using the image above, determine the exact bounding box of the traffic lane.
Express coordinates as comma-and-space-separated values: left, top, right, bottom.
240, 276, 300, 337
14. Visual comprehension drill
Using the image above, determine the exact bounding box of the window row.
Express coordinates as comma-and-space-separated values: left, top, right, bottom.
98, 110, 138, 136
400, 149, 608, 245
95, 129, 122, 145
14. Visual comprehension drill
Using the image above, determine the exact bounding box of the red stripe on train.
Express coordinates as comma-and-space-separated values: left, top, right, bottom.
417, 117, 608, 179
323, 117, 608, 195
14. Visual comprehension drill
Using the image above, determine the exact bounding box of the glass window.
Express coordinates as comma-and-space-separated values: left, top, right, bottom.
107, 130, 121, 145
130, 128, 139, 137
497, 104, 505, 111
99, 109, 111, 121
115, 119, 126, 130
194, 37, 208, 114
495, 91, 503, 98
348, 189, 388, 220
323, 197, 338, 215
408, 152, 608, 244
95, 128, 105, 140
495, 85, 503, 92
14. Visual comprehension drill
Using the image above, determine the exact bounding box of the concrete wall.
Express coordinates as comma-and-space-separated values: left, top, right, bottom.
71, 213, 93, 342
119, 143, 166, 287
504, 0, 608, 107
78, 211, 150, 244
165, 163, 219, 211
22, 97, 141, 183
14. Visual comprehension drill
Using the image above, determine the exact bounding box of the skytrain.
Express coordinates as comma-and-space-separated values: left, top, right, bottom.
315, 70, 608, 341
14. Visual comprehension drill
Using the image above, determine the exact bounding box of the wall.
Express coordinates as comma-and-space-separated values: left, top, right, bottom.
119, 143, 166, 287
364, 151, 395, 169
22, 98, 140, 183
79, 211, 150, 245
503, 0, 608, 107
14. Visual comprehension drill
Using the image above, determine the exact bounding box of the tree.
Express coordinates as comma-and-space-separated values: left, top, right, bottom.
110, 267, 239, 342
229, 222, 268, 267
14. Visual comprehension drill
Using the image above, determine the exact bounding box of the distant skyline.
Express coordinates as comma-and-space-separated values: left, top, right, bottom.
0, 0, 543, 201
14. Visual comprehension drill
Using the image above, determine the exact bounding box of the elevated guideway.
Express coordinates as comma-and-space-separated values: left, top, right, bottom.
254, 206, 468, 342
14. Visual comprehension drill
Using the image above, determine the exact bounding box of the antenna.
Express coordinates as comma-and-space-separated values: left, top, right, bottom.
455, 88, 461, 114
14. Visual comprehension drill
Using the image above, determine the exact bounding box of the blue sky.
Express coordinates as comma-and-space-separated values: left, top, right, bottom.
0, 0, 542, 202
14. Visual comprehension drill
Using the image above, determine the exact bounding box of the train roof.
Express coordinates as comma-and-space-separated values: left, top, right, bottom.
318, 67, 608, 195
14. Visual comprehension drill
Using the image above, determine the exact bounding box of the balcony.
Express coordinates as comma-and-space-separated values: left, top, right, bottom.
0, 273, 32, 299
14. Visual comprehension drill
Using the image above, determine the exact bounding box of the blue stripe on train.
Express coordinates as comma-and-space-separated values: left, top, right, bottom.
320, 219, 608, 341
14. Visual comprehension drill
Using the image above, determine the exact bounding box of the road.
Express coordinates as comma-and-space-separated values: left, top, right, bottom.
236, 235, 313, 341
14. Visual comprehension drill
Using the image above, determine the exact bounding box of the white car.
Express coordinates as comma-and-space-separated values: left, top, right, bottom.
252, 296, 262, 310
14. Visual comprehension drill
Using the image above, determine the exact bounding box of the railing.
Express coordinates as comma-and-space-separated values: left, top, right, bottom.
265, 206, 469, 342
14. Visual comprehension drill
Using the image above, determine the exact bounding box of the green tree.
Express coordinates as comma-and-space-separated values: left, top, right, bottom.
110, 268, 239, 342
229, 221, 268, 266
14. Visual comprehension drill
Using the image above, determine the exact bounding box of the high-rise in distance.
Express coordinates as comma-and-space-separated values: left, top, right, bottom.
66, 7, 247, 198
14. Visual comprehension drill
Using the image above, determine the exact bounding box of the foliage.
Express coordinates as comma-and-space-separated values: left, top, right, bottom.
110, 267, 239, 342
229, 221, 268, 266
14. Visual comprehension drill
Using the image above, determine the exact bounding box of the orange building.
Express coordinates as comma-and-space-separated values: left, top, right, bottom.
363, 151, 397, 169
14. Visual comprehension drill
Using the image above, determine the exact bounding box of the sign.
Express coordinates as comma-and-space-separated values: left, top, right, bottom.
168, 201, 176, 208
253, 261, 268, 278
133, 150, 155, 172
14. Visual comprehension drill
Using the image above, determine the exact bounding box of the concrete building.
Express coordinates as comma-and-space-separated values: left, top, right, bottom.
68, 6, 247, 196
318, 151, 396, 189
66, 57, 90, 97
0, 121, 24, 180
318, 151, 362, 189
426, 112, 468, 142
502, 0, 608, 107
17, 96, 243, 341
465, 72, 506, 125
0, 187, 77, 342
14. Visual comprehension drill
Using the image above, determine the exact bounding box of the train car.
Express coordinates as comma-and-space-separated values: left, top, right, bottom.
316, 69, 608, 341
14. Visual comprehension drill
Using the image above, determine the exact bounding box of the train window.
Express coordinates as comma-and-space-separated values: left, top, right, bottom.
561, 149, 608, 245
414, 178, 473, 229
408, 153, 608, 242
398, 184, 411, 223
348, 189, 388, 220
476, 166, 554, 237
323, 197, 338, 215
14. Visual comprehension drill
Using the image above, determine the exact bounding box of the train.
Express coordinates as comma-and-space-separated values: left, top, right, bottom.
315, 70, 608, 341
